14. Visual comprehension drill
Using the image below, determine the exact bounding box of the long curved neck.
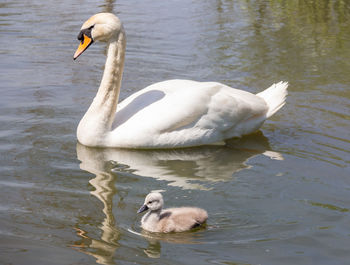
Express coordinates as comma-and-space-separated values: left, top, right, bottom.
77, 28, 126, 146
96, 28, 126, 116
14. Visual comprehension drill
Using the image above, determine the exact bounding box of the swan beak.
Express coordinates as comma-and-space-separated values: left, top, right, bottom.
137, 204, 148, 213
73, 34, 93, 60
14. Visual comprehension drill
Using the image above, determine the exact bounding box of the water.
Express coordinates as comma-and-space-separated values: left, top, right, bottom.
1, 0, 350, 264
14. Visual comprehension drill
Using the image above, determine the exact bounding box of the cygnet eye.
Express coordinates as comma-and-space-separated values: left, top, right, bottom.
148, 201, 153, 204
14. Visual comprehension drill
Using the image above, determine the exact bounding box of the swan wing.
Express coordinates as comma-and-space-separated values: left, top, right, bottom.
109, 80, 268, 148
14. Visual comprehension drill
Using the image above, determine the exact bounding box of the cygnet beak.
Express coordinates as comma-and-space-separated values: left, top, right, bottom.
137, 204, 148, 213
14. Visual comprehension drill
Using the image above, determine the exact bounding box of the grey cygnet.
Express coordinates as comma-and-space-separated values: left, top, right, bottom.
137, 192, 208, 233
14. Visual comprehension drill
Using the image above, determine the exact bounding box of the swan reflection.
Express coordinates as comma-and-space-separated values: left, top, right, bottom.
76, 132, 282, 190
71, 159, 120, 265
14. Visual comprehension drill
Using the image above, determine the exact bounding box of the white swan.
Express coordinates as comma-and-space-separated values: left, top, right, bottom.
74, 13, 288, 149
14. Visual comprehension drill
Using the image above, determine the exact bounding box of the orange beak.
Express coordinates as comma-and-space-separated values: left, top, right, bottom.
73, 34, 93, 60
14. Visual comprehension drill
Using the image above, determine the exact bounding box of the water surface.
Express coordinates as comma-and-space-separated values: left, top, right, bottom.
1, 0, 350, 264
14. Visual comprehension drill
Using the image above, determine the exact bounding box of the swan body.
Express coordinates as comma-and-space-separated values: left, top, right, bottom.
137, 192, 208, 233
74, 13, 288, 149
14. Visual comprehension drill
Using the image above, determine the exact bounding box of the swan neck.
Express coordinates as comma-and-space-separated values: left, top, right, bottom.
77, 28, 126, 146
98, 28, 126, 104
151, 209, 161, 216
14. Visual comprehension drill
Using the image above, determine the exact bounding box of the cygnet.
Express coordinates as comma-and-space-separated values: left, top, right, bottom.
137, 192, 208, 233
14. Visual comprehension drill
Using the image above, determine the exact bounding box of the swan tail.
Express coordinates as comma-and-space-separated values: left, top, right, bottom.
256, 81, 288, 118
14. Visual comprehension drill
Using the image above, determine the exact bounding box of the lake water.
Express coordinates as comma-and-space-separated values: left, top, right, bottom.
1, 0, 350, 264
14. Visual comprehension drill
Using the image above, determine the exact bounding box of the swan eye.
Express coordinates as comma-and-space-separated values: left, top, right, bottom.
148, 201, 153, 204
77, 25, 94, 41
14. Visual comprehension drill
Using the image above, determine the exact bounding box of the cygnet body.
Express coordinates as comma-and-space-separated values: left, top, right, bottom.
137, 192, 208, 233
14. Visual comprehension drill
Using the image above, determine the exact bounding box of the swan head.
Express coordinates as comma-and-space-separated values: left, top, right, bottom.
137, 192, 164, 213
73, 13, 123, 60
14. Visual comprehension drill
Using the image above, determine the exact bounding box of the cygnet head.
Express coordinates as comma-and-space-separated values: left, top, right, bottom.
137, 192, 164, 213
74, 13, 123, 60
